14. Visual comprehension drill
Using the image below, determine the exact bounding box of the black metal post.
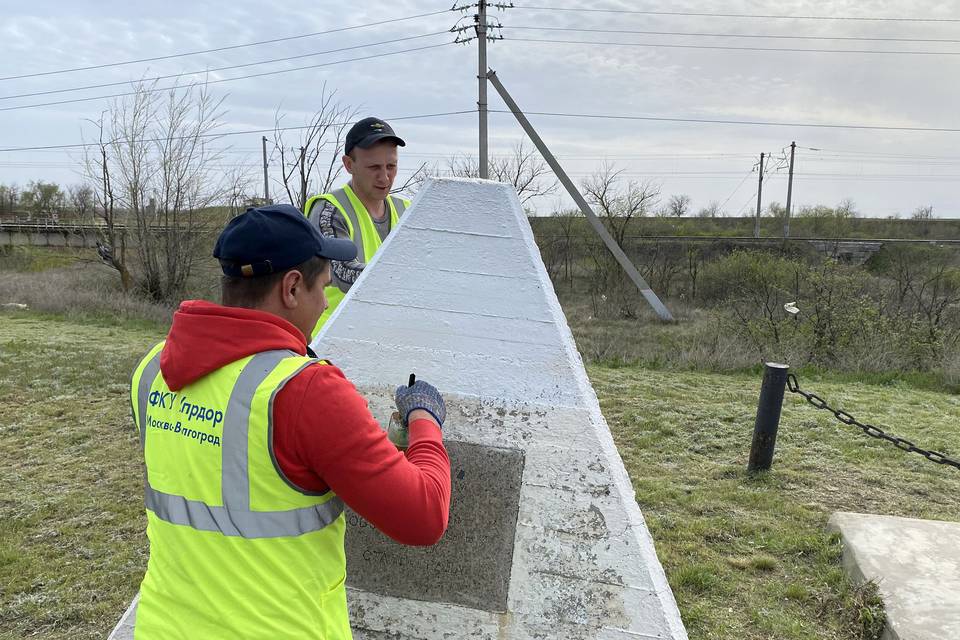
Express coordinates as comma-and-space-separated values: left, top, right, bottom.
748, 362, 789, 473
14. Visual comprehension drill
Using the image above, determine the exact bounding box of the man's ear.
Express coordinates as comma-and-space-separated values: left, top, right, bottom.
342, 154, 353, 175
280, 270, 302, 310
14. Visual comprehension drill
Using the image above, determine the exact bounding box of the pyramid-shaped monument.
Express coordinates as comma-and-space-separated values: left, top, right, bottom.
312, 177, 687, 639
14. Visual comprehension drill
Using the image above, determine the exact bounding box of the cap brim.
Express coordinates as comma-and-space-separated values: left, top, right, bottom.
319, 237, 358, 262
355, 133, 406, 149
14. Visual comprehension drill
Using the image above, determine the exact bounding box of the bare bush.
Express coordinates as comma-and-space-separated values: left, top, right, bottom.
0, 260, 172, 325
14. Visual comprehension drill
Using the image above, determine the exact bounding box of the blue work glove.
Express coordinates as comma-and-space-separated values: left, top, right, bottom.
394, 380, 446, 428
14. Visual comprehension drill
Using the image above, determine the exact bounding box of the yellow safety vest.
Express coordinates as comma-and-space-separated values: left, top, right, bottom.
304, 185, 410, 338
130, 342, 350, 639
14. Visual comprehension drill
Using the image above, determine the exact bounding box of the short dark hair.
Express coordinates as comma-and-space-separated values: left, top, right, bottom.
220, 255, 328, 308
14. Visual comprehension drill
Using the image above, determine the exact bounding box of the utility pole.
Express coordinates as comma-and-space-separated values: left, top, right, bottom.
261, 136, 270, 203
476, 0, 489, 179
754, 152, 765, 239
784, 141, 796, 239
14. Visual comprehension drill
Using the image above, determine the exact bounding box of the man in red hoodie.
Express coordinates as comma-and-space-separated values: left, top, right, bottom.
129, 204, 450, 639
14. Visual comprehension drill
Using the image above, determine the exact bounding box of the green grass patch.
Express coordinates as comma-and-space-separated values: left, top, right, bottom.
0, 314, 163, 639
590, 364, 959, 639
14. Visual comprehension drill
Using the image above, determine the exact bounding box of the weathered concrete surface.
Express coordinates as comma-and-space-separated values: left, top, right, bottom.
345, 440, 524, 612
828, 511, 960, 640
314, 177, 686, 639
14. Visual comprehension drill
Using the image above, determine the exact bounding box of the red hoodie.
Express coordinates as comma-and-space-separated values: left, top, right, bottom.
158, 300, 450, 545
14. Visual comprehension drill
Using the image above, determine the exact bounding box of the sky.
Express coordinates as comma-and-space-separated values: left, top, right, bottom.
1, 0, 959, 217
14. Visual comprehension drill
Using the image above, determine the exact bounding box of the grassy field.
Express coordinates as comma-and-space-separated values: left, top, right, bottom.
592, 365, 960, 639
0, 314, 161, 639
2, 308, 959, 638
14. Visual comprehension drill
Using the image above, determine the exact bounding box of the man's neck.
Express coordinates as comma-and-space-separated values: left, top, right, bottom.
349, 183, 386, 221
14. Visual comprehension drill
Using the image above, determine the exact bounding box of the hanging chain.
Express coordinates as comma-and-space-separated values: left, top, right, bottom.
787, 374, 960, 471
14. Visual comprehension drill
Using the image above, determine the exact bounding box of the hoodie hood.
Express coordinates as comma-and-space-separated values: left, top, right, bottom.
159, 300, 307, 391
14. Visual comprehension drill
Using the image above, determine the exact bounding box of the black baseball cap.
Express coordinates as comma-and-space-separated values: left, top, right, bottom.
213, 204, 357, 277
344, 116, 406, 156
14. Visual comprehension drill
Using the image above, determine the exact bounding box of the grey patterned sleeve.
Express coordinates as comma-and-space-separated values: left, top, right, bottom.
308, 199, 364, 293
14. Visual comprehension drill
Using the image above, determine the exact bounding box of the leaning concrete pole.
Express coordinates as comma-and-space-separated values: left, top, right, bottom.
486, 69, 674, 321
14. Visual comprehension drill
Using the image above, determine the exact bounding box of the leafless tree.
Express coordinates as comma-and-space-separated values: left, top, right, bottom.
391, 161, 431, 200
83, 112, 131, 291
84, 80, 236, 300
423, 140, 558, 205
666, 194, 692, 217
222, 167, 259, 217
0, 184, 19, 216
272, 84, 357, 210
67, 184, 94, 220
581, 163, 661, 246
552, 207, 583, 286
697, 201, 723, 218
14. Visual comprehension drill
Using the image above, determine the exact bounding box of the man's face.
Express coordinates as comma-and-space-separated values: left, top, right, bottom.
343, 142, 398, 203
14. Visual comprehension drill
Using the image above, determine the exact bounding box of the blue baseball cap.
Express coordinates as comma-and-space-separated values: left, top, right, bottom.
213, 204, 357, 277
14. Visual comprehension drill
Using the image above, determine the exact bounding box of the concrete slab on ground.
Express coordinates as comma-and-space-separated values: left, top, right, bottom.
828, 511, 960, 640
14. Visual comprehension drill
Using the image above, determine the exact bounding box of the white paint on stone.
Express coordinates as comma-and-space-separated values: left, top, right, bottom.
314, 177, 686, 639
829, 511, 960, 640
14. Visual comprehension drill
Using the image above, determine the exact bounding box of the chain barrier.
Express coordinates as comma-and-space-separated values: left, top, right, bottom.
786, 373, 960, 471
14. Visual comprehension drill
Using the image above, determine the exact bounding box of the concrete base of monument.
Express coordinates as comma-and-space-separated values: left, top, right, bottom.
337, 389, 687, 640
828, 511, 960, 640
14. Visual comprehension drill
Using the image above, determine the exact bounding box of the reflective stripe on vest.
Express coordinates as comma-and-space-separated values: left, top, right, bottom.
133, 349, 343, 538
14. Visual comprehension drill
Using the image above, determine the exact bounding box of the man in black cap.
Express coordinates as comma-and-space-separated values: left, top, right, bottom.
128, 204, 450, 638
303, 116, 409, 337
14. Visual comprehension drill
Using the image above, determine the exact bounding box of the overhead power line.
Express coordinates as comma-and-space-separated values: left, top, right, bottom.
506, 36, 960, 56
0, 42, 456, 113
510, 4, 960, 23
0, 9, 453, 82
0, 32, 448, 101
0, 110, 476, 153
503, 25, 960, 45
719, 167, 755, 211
489, 109, 960, 133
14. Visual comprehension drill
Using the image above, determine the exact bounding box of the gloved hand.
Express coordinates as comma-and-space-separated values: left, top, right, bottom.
394, 380, 446, 428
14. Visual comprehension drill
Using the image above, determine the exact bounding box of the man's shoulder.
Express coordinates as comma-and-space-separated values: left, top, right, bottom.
307, 196, 338, 217
287, 359, 350, 391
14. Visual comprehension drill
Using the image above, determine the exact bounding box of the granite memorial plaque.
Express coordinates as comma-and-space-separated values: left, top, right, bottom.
345, 440, 525, 612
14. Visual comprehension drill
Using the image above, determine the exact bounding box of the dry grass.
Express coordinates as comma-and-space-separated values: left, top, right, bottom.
0, 246, 223, 328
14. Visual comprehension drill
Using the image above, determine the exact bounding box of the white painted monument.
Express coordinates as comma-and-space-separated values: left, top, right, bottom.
108, 177, 687, 639
313, 177, 687, 639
